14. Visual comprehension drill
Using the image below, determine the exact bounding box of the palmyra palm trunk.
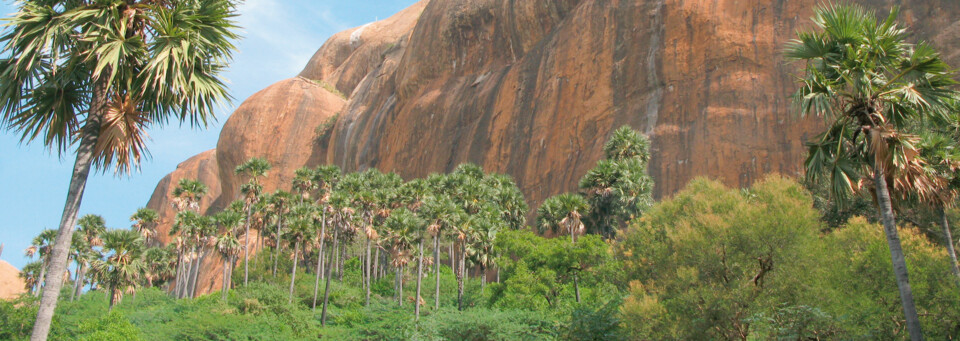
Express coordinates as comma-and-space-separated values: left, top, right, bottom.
365, 237, 372, 306
321, 230, 339, 326
457, 242, 465, 311
190, 248, 203, 298
941, 208, 960, 281
72, 262, 85, 301
222, 254, 230, 301
415, 238, 424, 320
398, 265, 404, 307
312, 214, 327, 311
434, 235, 441, 310
244, 207, 252, 286
35, 263, 46, 297
273, 217, 283, 277
289, 241, 300, 304
873, 161, 923, 340
30, 83, 106, 341
373, 247, 380, 281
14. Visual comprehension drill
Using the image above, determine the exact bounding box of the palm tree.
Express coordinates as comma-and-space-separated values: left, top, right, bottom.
309, 165, 340, 311
579, 126, 653, 238
421, 194, 463, 310
172, 179, 209, 213
284, 204, 314, 304
786, 4, 958, 339
915, 131, 960, 279
20, 261, 43, 295
265, 190, 293, 277
92, 229, 144, 311
0, 1, 239, 335
292, 167, 318, 205
385, 208, 421, 309
537, 193, 589, 302
72, 214, 106, 300
321, 193, 356, 326
24, 230, 57, 297
140, 245, 176, 290
130, 208, 160, 245
235, 157, 271, 286
213, 210, 244, 300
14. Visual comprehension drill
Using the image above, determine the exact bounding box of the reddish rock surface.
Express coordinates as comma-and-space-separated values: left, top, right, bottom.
0, 260, 25, 300
147, 0, 960, 294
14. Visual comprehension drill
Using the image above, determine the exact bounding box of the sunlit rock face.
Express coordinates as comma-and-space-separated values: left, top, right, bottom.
147, 0, 960, 294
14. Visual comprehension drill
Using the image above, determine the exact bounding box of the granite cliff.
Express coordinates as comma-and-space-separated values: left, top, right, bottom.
145, 0, 960, 294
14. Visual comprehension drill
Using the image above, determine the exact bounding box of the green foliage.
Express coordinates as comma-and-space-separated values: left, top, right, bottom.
314, 112, 340, 146
559, 299, 624, 341
312, 79, 346, 99
617, 175, 960, 339
76, 311, 142, 341
0, 296, 37, 340
579, 126, 654, 238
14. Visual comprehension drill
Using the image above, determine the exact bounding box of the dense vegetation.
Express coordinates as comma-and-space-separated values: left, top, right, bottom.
2, 2, 960, 340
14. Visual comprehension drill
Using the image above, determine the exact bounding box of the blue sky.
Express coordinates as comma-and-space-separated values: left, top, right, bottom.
0, 0, 419, 269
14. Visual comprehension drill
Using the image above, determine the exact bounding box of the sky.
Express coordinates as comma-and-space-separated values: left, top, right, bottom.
0, 0, 420, 270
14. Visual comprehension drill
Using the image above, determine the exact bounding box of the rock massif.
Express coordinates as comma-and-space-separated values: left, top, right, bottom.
0, 260, 25, 300
146, 0, 960, 294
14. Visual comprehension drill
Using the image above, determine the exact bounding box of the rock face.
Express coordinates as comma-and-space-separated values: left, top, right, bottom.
0, 260, 25, 300
147, 0, 960, 294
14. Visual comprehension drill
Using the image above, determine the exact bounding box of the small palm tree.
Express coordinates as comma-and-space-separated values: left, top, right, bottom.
537, 193, 589, 302
579, 126, 653, 238
24, 229, 57, 297
130, 208, 160, 244
20, 261, 43, 294
235, 157, 271, 286
72, 215, 106, 300
92, 229, 144, 311
140, 246, 176, 289
265, 190, 293, 277
292, 167, 318, 205
915, 131, 960, 279
786, 4, 958, 339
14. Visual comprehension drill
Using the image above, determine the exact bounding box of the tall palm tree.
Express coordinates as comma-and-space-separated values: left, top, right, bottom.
130, 208, 159, 245
292, 167, 318, 205
172, 179, 209, 213
537, 193, 589, 302
0, 1, 239, 335
92, 229, 144, 311
321, 193, 356, 326
310, 165, 341, 311
915, 131, 960, 279
235, 157, 271, 286
385, 208, 421, 309
188, 215, 216, 298
213, 210, 244, 300
24, 229, 57, 297
787, 4, 958, 339
265, 190, 293, 277
421, 194, 463, 310
72, 214, 105, 300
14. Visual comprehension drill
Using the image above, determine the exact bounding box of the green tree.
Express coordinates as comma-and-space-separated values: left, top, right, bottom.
385, 208, 423, 310
140, 245, 175, 289
0, 0, 239, 335
786, 4, 958, 338
235, 157, 271, 286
